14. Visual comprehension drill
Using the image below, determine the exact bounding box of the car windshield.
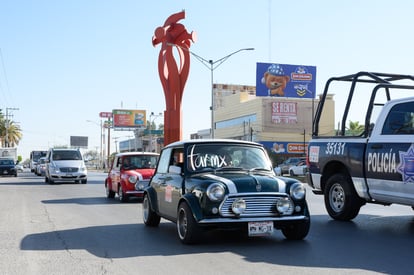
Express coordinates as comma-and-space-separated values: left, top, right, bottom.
123, 155, 159, 170
186, 143, 272, 173
0, 159, 14, 165
53, 151, 82, 160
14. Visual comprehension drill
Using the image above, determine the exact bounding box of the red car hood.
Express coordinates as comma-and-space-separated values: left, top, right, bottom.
124, 168, 155, 180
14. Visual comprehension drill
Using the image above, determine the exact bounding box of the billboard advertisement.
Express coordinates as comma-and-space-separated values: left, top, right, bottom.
271, 101, 297, 124
112, 109, 147, 128
256, 62, 316, 98
70, 136, 88, 148
260, 141, 307, 155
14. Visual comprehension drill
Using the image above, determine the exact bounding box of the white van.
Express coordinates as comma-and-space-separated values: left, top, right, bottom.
45, 148, 88, 184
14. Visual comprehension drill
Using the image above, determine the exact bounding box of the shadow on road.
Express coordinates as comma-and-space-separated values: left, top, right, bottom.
20, 213, 414, 274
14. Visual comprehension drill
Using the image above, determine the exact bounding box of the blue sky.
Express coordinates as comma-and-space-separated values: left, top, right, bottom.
1, 1, 413, 159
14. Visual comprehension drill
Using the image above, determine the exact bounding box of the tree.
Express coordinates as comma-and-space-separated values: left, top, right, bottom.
347, 120, 364, 136
0, 119, 22, 147
0, 109, 22, 147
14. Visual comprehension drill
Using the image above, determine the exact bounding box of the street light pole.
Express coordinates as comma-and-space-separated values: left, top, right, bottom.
191, 48, 254, 138
149, 112, 162, 152
86, 119, 104, 169
167, 43, 254, 138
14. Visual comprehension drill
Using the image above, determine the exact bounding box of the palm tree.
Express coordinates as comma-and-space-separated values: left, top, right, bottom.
347, 120, 365, 136
0, 119, 22, 147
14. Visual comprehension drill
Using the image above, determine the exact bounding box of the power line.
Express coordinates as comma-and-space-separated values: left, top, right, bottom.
0, 48, 12, 107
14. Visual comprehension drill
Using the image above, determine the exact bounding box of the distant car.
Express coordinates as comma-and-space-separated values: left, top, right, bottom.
45, 148, 88, 184
143, 139, 310, 244
0, 158, 17, 177
288, 160, 308, 176
105, 152, 159, 202
35, 157, 47, 176
278, 157, 306, 175
15, 164, 24, 172
274, 166, 282, 176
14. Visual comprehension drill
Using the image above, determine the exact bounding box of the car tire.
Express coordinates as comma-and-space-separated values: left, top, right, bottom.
281, 217, 310, 240
177, 202, 201, 244
324, 173, 364, 221
118, 185, 128, 202
142, 194, 160, 226
289, 170, 295, 176
81, 179, 87, 184
106, 182, 115, 198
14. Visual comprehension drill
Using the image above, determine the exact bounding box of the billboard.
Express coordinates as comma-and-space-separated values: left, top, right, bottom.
260, 141, 307, 155
271, 101, 298, 124
256, 62, 316, 98
70, 136, 88, 148
112, 109, 147, 128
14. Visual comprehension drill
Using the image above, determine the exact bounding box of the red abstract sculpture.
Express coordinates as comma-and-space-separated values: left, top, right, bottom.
152, 10, 196, 145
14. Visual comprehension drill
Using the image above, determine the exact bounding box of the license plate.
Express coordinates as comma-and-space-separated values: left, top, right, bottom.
66, 174, 73, 177
248, 221, 273, 236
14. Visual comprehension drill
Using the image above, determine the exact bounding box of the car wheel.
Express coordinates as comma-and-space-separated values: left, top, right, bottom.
118, 185, 128, 202
281, 217, 310, 240
81, 179, 87, 184
177, 202, 201, 244
324, 173, 364, 221
45, 176, 48, 183
289, 170, 295, 176
142, 194, 160, 226
106, 182, 115, 198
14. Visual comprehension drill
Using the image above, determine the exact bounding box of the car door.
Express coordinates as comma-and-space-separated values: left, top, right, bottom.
366, 100, 414, 205
109, 156, 121, 192
151, 147, 184, 220
150, 148, 172, 216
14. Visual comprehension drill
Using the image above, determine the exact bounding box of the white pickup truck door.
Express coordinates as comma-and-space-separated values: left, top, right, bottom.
366, 99, 414, 205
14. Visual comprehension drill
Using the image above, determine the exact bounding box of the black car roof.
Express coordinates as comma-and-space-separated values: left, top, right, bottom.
165, 139, 262, 148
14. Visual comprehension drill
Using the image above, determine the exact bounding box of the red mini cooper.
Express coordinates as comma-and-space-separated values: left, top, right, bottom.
105, 152, 159, 202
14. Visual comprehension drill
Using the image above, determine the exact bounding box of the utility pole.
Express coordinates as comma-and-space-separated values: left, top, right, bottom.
5, 107, 19, 147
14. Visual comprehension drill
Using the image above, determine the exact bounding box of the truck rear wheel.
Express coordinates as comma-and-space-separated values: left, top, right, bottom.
324, 174, 362, 221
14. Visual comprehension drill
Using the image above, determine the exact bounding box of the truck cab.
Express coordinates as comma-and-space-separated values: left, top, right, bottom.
308, 72, 414, 220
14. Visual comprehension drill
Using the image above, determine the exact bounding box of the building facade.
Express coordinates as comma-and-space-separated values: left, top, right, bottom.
199, 84, 335, 158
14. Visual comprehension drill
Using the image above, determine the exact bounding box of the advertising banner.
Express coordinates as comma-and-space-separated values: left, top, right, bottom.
260, 141, 307, 155
70, 136, 88, 148
112, 109, 147, 128
271, 101, 297, 124
256, 62, 316, 98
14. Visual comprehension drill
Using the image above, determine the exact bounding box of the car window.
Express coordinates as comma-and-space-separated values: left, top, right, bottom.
0, 159, 14, 165
157, 148, 173, 174
382, 102, 414, 135
186, 144, 271, 172
53, 150, 82, 160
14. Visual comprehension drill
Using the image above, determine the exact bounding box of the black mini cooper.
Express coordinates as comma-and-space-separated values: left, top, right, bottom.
142, 139, 310, 244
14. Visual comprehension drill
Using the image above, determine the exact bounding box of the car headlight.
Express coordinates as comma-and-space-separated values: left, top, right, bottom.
276, 197, 294, 215
232, 198, 246, 215
135, 182, 145, 190
128, 175, 138, 184
290, 183, 306, 200
206, 182, 226, 201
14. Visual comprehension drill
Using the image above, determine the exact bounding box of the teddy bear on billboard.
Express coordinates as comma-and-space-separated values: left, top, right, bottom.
261, 64, 290, 96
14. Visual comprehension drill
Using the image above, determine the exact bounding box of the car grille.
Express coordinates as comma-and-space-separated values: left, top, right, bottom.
59, 167, 79, 173
219, 193, 292, 217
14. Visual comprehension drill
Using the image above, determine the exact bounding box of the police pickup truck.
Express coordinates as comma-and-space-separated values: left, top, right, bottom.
307, 72, 414, 220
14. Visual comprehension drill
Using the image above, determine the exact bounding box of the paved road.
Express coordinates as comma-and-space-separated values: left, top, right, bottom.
1, 172, 413, 274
